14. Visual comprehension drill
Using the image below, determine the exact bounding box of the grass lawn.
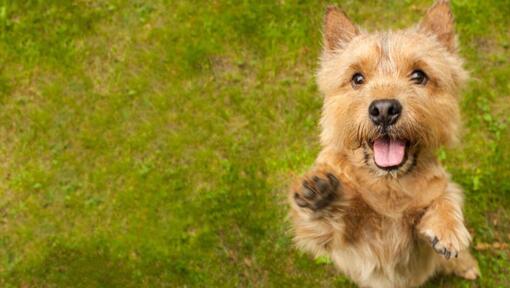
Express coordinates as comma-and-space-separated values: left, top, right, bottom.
0, 0, 508, 287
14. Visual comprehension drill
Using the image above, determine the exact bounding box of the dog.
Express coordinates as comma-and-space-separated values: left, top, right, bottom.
289, 1, 480, 287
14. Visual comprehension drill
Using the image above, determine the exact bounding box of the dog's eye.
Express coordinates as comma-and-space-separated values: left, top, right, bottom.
410, 69, 428, 85
351, 73, 365, 87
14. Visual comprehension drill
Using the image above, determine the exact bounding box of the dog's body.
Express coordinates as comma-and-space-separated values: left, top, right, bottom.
289, 1, 479, 287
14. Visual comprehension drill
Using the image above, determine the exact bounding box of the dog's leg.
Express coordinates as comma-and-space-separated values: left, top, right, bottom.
416, 182, 479, 279
289, 164, 346, 256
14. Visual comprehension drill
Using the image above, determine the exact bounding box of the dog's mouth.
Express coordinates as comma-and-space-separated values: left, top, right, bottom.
369, 136, 410, 170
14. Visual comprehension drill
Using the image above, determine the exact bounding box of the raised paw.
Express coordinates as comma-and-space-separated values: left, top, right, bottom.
293, 172, 340, 211
431, 235, 457, 259
420, 225, 471, 260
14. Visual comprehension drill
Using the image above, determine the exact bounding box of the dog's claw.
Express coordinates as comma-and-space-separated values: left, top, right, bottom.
431, 236, 439, 248
444, 249, 451, 260
426, 233, 461, 260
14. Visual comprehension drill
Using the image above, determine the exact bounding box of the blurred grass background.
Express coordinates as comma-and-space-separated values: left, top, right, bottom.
0, 0, 508, 287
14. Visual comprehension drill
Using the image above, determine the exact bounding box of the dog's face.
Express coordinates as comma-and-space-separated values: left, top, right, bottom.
317, 2, 467, 176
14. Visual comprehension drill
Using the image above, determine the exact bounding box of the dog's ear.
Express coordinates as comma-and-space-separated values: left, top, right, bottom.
419, 0, 456, 52
323, 6, 359, 51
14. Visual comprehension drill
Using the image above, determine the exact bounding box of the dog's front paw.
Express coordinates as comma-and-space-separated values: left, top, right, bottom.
293, 171, 340, 211
419, 222, 471, 260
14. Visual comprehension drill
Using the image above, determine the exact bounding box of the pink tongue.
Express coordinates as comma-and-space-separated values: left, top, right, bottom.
373, 138, 406, 167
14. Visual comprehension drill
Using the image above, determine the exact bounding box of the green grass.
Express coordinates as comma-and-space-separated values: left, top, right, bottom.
0, 0, 508, 287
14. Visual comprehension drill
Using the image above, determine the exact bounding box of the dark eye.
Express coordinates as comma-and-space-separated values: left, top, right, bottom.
351, 73, 365, 87
410, 69, 428, 85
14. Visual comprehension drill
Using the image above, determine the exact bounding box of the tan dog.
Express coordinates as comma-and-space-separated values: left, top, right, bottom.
289, 1, 480, 287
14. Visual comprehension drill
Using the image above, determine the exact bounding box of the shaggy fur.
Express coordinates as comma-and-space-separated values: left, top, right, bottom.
289, 1, 480, 287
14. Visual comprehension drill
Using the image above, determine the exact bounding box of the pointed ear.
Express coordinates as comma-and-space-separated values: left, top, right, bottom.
419, 0, 456, 51
323, 6, 359, 51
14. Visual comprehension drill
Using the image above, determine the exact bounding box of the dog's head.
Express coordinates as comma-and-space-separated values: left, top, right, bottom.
317, 1, 467, 176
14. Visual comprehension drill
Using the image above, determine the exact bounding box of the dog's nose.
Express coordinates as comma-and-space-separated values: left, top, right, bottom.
369, 99, 402, 126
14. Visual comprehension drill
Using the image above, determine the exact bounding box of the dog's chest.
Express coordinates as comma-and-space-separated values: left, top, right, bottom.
332, 211, 429, 288
362, 213, 418, 260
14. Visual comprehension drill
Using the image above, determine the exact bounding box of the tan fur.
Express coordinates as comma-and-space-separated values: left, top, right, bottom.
289, 1, 479, 287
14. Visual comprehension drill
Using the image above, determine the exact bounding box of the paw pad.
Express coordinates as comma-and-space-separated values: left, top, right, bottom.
294, 173, 340, 211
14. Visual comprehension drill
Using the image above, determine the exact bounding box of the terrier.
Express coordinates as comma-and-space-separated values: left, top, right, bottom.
289, 1, 480, 287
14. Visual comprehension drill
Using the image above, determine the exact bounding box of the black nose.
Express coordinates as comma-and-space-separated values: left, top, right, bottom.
369, 99, 402, 126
